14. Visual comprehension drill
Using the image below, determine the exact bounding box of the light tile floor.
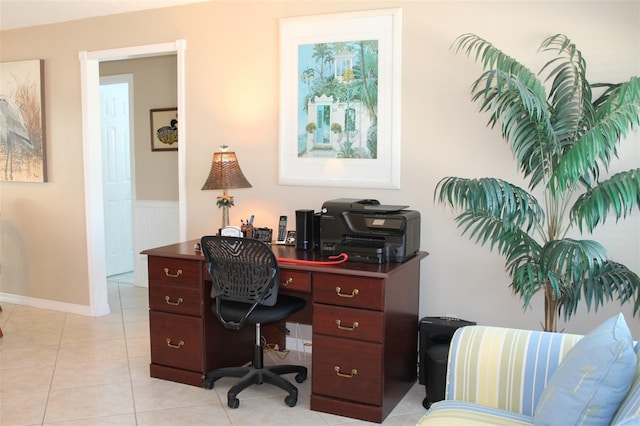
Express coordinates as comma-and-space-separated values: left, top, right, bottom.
0, 273, 427, 426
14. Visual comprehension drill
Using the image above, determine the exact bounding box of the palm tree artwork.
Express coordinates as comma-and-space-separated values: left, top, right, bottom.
0, 60, 46, 182
0, 95, 34, 180
298, 40, 378, 159
435, 34, 640, 332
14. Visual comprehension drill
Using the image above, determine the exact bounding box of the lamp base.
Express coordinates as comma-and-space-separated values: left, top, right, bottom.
222, 206, 230, 228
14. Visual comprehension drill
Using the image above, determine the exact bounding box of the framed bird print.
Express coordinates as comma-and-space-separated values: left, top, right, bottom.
0, 59, 47, 182
150, 107, 178, 151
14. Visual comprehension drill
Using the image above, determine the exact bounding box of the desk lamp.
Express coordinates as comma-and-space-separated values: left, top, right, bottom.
201, 145, 252, 228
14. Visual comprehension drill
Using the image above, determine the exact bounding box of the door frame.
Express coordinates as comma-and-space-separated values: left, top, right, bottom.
79, 41, 187, 316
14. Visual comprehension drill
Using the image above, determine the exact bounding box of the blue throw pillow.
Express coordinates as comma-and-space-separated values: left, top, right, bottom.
533, 313, 636, 426
610, 350, 640, 425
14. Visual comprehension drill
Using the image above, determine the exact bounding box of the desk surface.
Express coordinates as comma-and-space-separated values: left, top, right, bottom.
142, 239, 429, 277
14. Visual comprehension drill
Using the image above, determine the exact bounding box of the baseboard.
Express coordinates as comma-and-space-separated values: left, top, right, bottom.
0, 292, 108, 316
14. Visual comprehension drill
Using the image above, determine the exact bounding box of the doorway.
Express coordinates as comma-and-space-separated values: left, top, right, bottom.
79, 41, 187, 317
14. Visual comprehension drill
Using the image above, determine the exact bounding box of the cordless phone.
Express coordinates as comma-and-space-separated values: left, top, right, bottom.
276, 215, 288, 244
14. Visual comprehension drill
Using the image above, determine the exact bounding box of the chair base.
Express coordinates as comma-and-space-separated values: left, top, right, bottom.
204, 344, 307, 408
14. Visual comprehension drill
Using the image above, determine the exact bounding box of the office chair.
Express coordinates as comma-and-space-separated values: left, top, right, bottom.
200, 236, 307, 408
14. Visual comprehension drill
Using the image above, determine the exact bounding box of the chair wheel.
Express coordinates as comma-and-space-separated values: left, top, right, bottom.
285, 395, 297, 407
295, 372, 307, 383
203, 378, 215, 389
228, 397, 240, 409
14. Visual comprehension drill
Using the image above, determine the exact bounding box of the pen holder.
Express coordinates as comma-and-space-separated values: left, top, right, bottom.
241, 224, 254, 239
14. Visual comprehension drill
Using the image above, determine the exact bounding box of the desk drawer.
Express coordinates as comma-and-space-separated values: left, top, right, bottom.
313, 273, 384, 310
148, 256, 201, 286
279, 269, 311, 293
150, 311, 203, 371
149, 282, 202, 316
312, 334, 382, 406
313, 304, 383, 343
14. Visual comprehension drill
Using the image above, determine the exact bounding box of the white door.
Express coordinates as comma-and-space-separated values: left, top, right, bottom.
100, 77, 134, 276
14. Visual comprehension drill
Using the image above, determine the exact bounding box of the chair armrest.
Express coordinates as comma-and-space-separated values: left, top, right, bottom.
445, 325, 582, 417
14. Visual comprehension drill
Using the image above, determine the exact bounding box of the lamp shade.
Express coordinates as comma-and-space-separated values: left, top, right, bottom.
201, 150, 252, 190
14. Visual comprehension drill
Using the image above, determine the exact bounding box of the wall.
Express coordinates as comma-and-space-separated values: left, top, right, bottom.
0, 1, 638, 336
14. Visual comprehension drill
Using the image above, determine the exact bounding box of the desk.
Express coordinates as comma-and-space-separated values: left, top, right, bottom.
142, 240, 428, 423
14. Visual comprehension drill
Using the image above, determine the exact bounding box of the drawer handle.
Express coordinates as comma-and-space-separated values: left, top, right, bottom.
335, 287, 359, 298
165, 338, 184, 349
165, 296, 184, 306
281, 277, 293, 287
164, 267, 183, 278
334, 366, 358, 378
335, 319, 359, 331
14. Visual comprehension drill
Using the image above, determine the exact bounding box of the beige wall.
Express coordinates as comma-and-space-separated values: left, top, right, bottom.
100, 55, 179, 201
1, 1, 639, 336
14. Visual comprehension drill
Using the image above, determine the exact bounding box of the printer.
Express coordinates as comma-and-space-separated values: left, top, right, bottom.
319, 198, 420, 263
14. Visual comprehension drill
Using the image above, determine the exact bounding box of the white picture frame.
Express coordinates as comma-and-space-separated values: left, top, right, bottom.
279, 8, 402, 189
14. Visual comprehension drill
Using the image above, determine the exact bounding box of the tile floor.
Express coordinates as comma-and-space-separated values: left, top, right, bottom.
0, 273, 427, 426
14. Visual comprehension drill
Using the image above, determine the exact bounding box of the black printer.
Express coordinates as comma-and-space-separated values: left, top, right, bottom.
319, 198, 420, 263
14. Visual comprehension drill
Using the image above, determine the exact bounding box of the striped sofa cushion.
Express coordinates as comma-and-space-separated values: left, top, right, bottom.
446, 326, 582, 417
418, 400, 533, 426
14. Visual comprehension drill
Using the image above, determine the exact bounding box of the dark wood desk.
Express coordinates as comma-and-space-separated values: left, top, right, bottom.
142, 240, 428, 423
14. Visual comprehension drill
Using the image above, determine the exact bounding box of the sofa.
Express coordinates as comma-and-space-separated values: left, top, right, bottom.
417, 314, 640, 425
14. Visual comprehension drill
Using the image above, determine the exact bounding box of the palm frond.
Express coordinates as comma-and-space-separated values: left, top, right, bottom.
470, 70, 557, 190
454, 210, 546, 311
453, 34, 546, 99
594, 76, 640, 114
510, 261, 545, 308
539, 35, 594, 150
541, 238, 610, 282
558, 261, 640, 320
571, 169, 640, 232
454, 34, 557, 190
503, 231, 543, 274
454, 210, 541, 256
552, 78, 640, 191
435, 176, 544, 232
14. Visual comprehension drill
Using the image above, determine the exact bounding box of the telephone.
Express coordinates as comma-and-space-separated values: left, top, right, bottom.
275, 215, 288, 244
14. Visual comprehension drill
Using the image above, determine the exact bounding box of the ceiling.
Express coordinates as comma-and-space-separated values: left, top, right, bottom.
0, 0, 211, 31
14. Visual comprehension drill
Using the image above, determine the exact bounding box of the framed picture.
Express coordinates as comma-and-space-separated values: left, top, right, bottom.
150, 107, 178, 151
279, 9, 402, 189
0, 59, 47, 182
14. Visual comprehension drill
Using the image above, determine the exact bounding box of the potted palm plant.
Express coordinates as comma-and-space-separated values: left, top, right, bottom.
435, 33, 640, 332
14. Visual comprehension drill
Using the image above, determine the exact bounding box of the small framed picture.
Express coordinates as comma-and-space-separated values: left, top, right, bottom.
150, 107, 178, 151
253, 227, 273, 243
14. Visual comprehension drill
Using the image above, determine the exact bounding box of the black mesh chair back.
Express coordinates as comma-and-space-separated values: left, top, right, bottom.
200, 235, 308, 408
202, 236, 279, 330
210, 248, 277, 304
